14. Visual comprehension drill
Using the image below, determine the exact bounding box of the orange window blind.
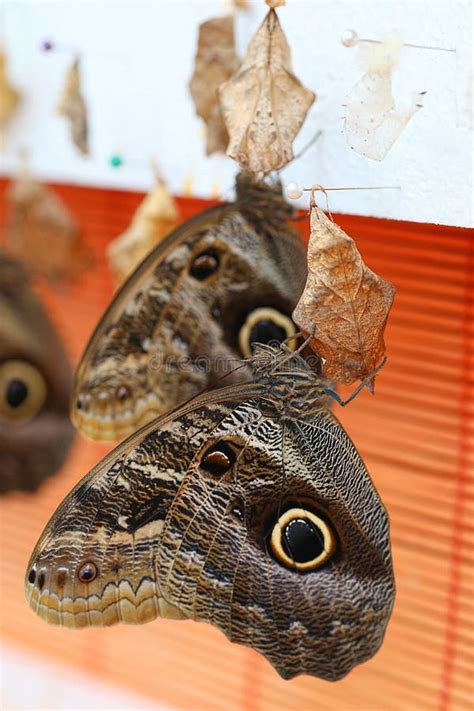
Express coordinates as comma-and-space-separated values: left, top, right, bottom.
0, 180, 472, 711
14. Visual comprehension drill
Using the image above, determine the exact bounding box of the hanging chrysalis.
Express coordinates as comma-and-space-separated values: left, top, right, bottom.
343, 32, 425, 161
189, 15, 240, 155
5, 159, 88, 282
107, 168, 180, 284
219, 8, 315, 176
0, 48, 21, 149
293, 196, 395, 385
57, 57, 89, 156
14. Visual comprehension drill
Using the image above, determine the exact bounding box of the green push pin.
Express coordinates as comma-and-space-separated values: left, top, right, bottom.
109, 153, 123, 168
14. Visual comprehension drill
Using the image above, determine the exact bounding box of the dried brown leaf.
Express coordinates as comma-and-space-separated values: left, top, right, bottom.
6, 162, 89, 282
219, 9, 315, 177
292, 205, 396, 384
57, 57, 89, 156
107, 177, 180, 284
189, 15, 240, 155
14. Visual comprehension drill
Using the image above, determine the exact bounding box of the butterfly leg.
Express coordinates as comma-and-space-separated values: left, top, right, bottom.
324, 357, 387, 407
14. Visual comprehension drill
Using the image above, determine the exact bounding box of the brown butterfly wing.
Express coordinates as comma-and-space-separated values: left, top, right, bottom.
72, 179, 306, 442
157, 404, 394, 680
25, 385, 256, 627
0, 252, 74, 493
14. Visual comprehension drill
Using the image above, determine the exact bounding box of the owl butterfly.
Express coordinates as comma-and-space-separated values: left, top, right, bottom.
0, 252, 74, 494
72, 173, 307, 442
26, 343, 395, 681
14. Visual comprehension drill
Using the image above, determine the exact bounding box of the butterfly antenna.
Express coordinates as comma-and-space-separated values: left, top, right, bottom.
204, 361, 250, 390
271, 330, 315, 374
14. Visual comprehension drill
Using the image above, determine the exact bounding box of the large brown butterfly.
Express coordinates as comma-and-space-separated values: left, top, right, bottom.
26, 343, 394, 681
72, 174, 307, 442
0, 252, 74, 493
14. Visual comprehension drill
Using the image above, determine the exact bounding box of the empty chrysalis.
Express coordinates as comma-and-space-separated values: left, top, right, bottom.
189, 14, 240, 156
57, 56, 89, 156
0, 48, 21, 149
219, 7, 315, 177
343, 32, 426, 161
107, 164, 180, 284
290, 186, 396, 384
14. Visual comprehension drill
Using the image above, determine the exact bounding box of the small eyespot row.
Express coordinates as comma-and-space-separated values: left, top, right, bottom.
78, 561, 98, 583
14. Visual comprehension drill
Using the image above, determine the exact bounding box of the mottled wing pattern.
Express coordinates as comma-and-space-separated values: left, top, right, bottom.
26, 388, 256, 627
72, 181, 307, 443
27, 346, 394, 681
157, 406, 394, 680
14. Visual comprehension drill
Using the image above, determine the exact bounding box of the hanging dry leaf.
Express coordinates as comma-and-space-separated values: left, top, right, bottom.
265, 0, 286, 7
6, 160, 89, 282
189, 16, 240, 155
219, 9, 315, 176
343, 33, 425, 161
0, 49, 21, 148
293, 205, 396, 384
107, 174, 180, 284
57, 57, 89, 156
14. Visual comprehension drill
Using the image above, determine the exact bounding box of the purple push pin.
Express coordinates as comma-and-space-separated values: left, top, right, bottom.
41, 39, 54, 51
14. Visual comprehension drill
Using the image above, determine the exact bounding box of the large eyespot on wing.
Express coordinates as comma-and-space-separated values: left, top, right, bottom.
157, 408, 395, 681
238, 307, 297, 358
0, 360, 47, 424
269, 507, 337, 572
25, 385, 258, 629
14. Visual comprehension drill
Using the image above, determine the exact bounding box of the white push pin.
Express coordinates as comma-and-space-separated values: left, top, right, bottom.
285, 182, 304, 200
341, 29, 455, 53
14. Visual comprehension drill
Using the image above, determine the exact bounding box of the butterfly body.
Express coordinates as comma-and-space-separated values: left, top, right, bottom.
27, 344, 394, 681
72, 174, 307, 442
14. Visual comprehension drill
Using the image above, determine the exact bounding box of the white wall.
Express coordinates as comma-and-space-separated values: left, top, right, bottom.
1, 642, 164, 710
0, 0, 472, 226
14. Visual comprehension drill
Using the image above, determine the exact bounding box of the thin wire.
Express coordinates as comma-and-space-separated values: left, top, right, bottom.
360, 37, 456, 53
303, 186, 400, 192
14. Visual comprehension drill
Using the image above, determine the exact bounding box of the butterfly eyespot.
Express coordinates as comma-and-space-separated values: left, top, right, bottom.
75, 393, 91, 411
0, 360, 47, 424
78, 562, 98, 583
28, 568, 36, 584
238, 308, 297, 358
269, 508, 336, 572
115, 385, 131, 402
201, 441, 237, 476
189, 250, 221, 280
37, 572, 45, 590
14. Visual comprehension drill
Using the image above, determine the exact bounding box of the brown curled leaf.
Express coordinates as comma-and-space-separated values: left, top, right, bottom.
189, 15, 240, 155
219, 9, 315, 177
57, 57, 89, 156
107, 174, 180, 284
292, 205, 396, 384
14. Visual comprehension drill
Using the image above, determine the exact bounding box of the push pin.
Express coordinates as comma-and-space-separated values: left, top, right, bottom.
40, 38, 81, 55
341, 29, 455, 53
